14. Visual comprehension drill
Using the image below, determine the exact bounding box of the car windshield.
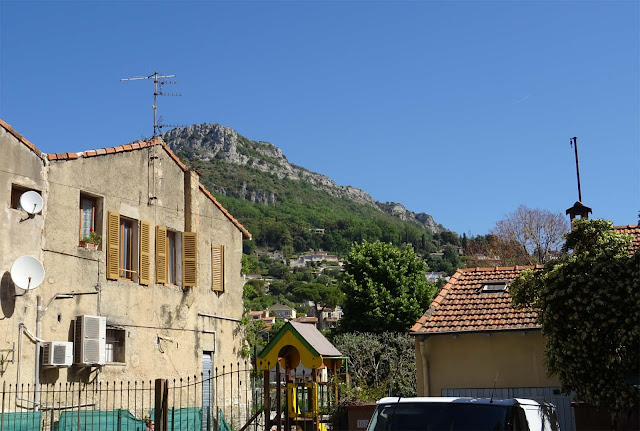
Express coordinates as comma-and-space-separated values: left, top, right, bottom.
367, 402, 512, 431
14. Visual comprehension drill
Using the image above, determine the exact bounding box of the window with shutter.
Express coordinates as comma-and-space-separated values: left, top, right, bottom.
211, 244, 224, 292
139, 221, 151, 285
182, 232, 197, 287
156, 226, 167, 284
106, 212, 120, 280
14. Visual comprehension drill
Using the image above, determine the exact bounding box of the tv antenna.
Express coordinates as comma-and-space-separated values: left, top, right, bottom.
570, 137, 582, 202
120, 71, 183, 137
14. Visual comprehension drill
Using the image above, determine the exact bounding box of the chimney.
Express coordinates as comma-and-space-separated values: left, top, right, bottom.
566, 201, 592, 221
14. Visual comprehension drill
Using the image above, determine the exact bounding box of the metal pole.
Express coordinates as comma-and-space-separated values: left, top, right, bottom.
263, 369, 270, 431
35, 296, 42, 409
153, 71, 158, 137
572, 137, 582, 202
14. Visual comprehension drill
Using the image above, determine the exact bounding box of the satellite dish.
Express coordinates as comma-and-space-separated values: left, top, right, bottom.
10, 256, 45, 290
20, 191, 43, 215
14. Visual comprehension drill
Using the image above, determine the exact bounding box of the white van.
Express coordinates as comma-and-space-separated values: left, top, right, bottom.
366, 397, 560, 431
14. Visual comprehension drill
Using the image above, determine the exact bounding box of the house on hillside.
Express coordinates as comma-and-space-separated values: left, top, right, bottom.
268, 304, 297, 321
0, 118, 250, 388
308, 304, 343, 329
289, 250, 339, 268
410, 265, 576, 431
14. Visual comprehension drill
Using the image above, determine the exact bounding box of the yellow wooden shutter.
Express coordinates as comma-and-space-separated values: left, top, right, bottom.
106, 211, 120, 280
156, 226, 167, 284
139, 221, 151, 285
182, 232, 197, 287
211, 244, 224, 292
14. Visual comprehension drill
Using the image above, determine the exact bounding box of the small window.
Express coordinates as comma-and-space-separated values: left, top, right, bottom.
481, 281, 508, 293
10, 184, 41, 213
120, 218, 137, 280
105, 328, 126, 363
168, 231, 177, 284
79, 193, 103, 247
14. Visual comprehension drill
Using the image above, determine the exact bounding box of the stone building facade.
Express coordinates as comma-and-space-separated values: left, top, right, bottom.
0, 118, 250, 387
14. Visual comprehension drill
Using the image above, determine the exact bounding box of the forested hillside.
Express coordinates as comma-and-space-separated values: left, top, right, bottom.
162, 123, 459, 256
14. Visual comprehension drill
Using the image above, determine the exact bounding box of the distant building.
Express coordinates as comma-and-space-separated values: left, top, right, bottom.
290, 250, 340, 268
308, 304, 343, 329
268, 304, 297, 321
248, 310, 269, 320
425, 272, 449, 283
257, 250, 284, 261
294, 316, 318, 325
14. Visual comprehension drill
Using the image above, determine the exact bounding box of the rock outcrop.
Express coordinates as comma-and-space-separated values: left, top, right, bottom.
161, 123, 443, 232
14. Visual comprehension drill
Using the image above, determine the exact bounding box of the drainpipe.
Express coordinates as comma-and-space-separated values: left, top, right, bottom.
34, 296, 42, 409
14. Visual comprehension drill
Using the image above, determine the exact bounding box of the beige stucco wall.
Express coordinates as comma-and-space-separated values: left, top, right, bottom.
0, 137, 247, 388
415, 330, 560, 396
0, 127, 47, 386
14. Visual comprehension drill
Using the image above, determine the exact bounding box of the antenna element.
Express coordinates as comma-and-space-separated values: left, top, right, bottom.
120, 71, 181, 137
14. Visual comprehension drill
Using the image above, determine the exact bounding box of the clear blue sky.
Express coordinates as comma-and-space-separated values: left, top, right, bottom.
1, 1, 638, 236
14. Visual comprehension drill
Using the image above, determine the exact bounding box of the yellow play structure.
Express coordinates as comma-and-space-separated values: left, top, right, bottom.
257, 321, 347, 431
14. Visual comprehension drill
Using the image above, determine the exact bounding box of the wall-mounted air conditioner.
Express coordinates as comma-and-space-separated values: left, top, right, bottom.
74, 315, 106, 366
42, 341, 73, 367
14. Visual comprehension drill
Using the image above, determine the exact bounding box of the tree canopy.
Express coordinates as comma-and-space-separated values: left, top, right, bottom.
510, 219, 639, 414
491, 205, 569, 264
333, 332, 416, 400
339, 241, 436, 333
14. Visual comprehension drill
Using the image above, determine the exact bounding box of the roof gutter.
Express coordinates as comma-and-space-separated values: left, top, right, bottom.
409, 326, 542, 337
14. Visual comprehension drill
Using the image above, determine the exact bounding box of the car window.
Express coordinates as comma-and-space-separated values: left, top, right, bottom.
367, 402, 512, 431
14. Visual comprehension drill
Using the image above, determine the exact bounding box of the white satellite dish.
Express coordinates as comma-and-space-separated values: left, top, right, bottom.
10, 256, 45, 290
19, 191, 43, 215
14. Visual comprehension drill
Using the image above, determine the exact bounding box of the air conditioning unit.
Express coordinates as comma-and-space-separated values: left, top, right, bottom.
74, 315, 106, 366
42, 341, 73, 367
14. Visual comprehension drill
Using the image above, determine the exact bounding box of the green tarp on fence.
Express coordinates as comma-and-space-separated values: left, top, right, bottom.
54, 408, 202, 431
0, 411, 43, 431
55, 409, 145, 430
154, 408, 202, 431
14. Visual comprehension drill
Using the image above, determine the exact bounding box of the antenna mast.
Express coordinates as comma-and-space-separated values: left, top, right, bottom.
570, 137, 582, 202
120, 71, 182, 137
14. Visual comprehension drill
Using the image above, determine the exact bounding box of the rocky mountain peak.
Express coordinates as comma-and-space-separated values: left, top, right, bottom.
161, 123, 443, 233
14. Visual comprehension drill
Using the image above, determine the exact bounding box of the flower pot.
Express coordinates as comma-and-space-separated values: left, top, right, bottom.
79, 241, 99, 251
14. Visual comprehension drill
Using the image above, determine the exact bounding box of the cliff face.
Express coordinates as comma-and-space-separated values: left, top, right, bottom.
161, 123, 443, 233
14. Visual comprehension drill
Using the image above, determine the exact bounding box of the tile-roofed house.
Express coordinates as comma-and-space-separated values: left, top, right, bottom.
1, 118, 251, 404
410, 266, 541, 335
410, 265, 575, 431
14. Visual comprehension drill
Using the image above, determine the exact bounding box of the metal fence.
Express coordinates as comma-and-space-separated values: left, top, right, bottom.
0, 362, 259, 431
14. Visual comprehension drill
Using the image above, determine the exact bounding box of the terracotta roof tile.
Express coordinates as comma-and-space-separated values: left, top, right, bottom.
410, 266, 541, 334
613, 225, 640, 254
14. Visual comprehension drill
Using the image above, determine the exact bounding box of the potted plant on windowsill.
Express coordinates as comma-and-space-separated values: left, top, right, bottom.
79, 229, 102, 251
